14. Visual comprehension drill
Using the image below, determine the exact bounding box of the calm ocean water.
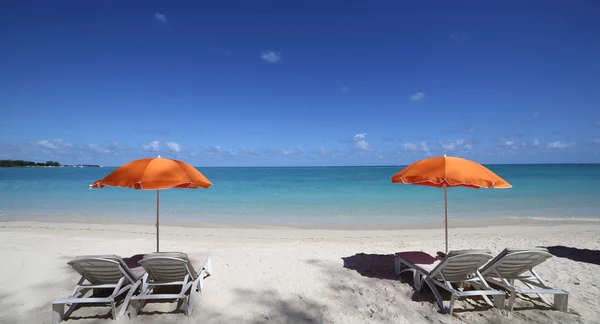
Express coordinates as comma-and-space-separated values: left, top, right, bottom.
1, 165, 599, 228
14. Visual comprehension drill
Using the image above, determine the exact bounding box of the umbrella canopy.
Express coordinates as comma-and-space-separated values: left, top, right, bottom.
391, 155, 511, 252
91, 157, 212, 189
92, 156, 212, 252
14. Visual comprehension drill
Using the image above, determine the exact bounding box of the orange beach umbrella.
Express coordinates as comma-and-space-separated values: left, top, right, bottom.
91, 156, 212, 252
391, 155, 511, 253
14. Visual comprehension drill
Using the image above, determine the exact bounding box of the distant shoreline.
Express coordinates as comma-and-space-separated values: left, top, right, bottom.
0, 159, 100, 168
0, 165, 101, 168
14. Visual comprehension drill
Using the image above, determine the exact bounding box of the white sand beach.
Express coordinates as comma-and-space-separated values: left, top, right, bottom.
0, 221, 599, 324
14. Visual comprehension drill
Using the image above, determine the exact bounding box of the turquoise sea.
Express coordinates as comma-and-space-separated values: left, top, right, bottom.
1, 165, 599, 228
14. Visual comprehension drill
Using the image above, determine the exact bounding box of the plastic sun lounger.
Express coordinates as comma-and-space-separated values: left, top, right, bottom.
52, 255, 146, 323
480, 247, 569, 312
129, 252, 213, 318
395, 249, 506, 314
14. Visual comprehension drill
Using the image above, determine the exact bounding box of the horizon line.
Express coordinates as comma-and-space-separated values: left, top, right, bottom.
97, 162, 600, 168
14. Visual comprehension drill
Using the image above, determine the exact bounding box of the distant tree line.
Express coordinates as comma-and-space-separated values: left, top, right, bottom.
0, 160, 61, 167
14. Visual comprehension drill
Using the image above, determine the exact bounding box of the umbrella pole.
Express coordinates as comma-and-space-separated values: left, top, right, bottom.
156, 190, 160, 252
444, 185, 448, 254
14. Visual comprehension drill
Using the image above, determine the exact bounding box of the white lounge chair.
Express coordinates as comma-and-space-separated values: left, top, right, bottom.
480, 247, 568, 311
52, 255, 146, 323
395, 249, 506, 314
129, 252, 212, 317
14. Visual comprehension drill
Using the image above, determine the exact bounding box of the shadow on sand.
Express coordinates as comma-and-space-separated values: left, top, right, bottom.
341, 253, 398, 280
543, 246, 600, 265
340, 253, 498, 314
57, 253, 147, 321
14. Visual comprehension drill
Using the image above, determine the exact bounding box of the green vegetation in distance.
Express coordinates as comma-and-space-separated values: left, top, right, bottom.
0, 160, 61, 167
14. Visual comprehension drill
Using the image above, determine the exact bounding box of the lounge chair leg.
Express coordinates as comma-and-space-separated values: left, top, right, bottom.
110, 300, 117, 320
493, 294, 505, 310
394, 257, 403, 276
52, 303, 65, 324
448, 295, 456, 315
197, 275, 204, 292
424, 277, 448, 314
188, 289, 196, 316
205, 257, 213, 277
413, 272, 422, 291
119, 281, 140, 317
182, 296, 190, 316
129, 299, 139, 318
508, 291, 517, 311
554, 294, 568, 312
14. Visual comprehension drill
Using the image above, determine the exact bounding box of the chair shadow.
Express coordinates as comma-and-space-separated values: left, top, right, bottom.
131, 286, 187, 316
542, 246, 600, 265
63, 289, 127, 321
61, 253, 147, 321
342, 252, 509, 314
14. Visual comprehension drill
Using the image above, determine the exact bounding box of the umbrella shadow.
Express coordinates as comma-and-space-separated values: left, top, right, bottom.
122, 253, 145, 269
542, 246, 600, 265
341, 253, 398, 280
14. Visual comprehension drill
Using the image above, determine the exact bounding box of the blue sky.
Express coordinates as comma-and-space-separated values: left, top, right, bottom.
1, 0, 599, 166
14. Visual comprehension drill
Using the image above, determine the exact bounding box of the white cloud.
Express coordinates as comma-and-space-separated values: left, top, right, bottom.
154, 13, 167, 23
403, 142, 419, 152
261, 51, 281, 63
34, 139, 72, 150
594, 139, 600, 144
402, 140, 431, 155
239, 148, 261, 156
532, 139, 540, 146
421, 141, 431, 154
353, 133, 371, 151
53, 139, 73, 148
533, 112, 541, 119
341, 86, 349, 92
316, 147, 329, 157
439, 139, 473, 153
281, 146, 303, 157
205, 145, 222, 154
166, 142, 181, 152
88, 144, 109, 154
498, 138, 515, 147
203, 145, 236, 157
440, 141, 457, 151
410, 92, 425, 101
143, 141, 160, 152
546, 141, 576, 149
36, 140, 57, 149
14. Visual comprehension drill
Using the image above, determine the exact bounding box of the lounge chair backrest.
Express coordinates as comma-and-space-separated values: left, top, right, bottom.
140, 252, 195, 282
482, 248, 552, 278
431, 250, 493, 282
68, 255, 135, 285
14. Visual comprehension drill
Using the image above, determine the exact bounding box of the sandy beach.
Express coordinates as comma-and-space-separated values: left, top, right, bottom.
0, 221, 599, 324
